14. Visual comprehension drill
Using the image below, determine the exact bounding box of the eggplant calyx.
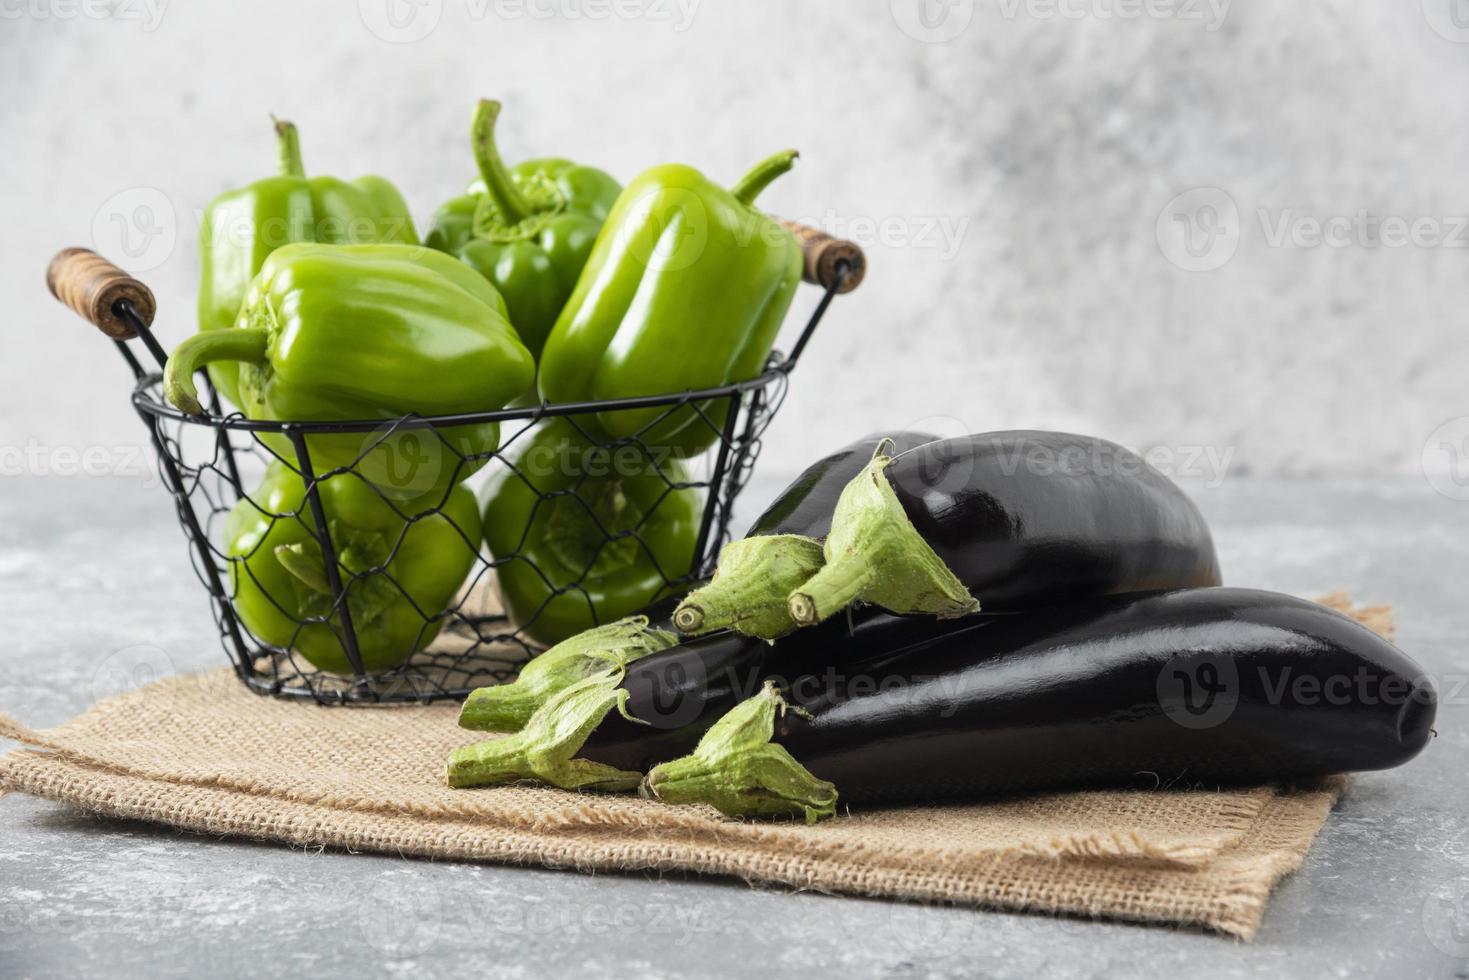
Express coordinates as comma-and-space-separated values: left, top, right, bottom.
673, 534, 825, 640
642, 681, 838, 824
446, 669, 648, 791
787, 450, 979, 627
458, 616, 677, 732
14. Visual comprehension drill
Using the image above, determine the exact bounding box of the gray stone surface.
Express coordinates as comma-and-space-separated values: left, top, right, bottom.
1, 473, 1466, 979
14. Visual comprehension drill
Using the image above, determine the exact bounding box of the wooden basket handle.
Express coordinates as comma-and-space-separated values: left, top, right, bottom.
46, 248, 157, 341
777, 220, 866, 294
42, 225, 856, 341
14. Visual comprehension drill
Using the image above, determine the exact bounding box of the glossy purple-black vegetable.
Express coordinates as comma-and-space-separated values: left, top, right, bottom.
583, 605, 969, 771
787, 431, 1223, 627
747, 429, 938, 539
903, 431, 1223, 604
645, 588, 1435, 817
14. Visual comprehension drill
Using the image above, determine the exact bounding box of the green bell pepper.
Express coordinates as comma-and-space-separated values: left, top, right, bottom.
425, 100, 621, 359
165, 242, 535, 499
226, 461, 482, 675
197, 119, 419, 406
537, 151, 804, 455
484, 419, 702, 646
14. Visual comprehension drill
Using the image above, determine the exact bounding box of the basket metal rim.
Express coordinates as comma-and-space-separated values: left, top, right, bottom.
131, 354, 794, 434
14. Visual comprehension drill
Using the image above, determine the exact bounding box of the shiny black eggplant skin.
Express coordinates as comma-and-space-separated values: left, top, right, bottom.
581, 606, 972, 773
888, 431, 1222, 607
748, 430, 938, 539
767, 588, 1435, 806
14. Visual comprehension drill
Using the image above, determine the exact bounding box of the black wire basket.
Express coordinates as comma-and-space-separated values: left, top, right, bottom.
46, 227, 864, 704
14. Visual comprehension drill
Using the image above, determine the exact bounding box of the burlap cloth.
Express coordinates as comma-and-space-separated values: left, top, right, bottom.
0, 593, 1391, 940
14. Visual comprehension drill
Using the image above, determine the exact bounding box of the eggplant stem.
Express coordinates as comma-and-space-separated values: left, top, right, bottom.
458, 616, 677, 733
787, 556, 871, 627
674, 534, 825, 640
642, 681, 837, 823
670, 605, 705, 633
787, 452, 980, 627
447, 669, 646, 791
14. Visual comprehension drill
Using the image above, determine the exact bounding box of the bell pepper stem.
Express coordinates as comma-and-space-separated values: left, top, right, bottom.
163, 328, 270, 416
272, 520, 401, 633
642, 681, 837, 823
458, 616, 678, 733
674, 534, 825, 640
786, 449, 980, 627
272, 117, 305, 178
471, 99, 532, 226
729, 149, 799, 207
275, 543, 332, 596
447, 670, 648, 791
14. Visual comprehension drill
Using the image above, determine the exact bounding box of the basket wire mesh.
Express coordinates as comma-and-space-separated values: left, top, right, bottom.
109, 271, 845, 704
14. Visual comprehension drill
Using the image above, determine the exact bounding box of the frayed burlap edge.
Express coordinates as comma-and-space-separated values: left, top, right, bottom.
0, 747, 1344, 939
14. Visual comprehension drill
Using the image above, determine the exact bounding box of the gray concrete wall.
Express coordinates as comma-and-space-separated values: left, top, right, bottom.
3, 1, 1466, 484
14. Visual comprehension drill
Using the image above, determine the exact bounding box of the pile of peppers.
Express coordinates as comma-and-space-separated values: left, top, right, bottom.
164, 100, 808, 672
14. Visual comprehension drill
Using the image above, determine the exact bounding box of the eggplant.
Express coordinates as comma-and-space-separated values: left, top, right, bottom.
786, 430, 1223, 628
643, 588, 1437, 821
446, 604, 971, 789
586, 605, 972, 771
673, 430, 937, 639
744, 430, 940, 541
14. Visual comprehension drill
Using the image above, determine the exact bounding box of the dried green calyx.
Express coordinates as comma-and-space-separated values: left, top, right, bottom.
458, 616, 677, 732
787, 447, 978, 627
447, 667, 647, 792
642, 681, 837, 823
